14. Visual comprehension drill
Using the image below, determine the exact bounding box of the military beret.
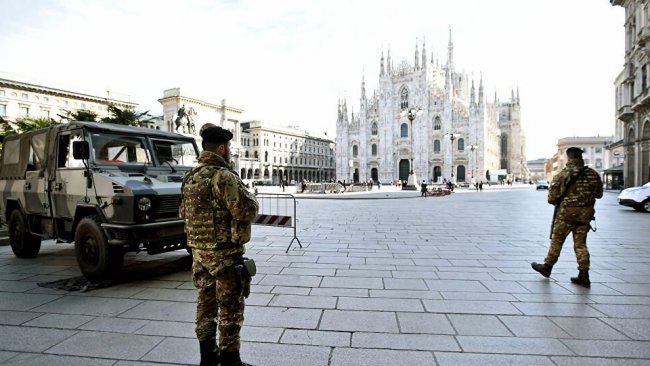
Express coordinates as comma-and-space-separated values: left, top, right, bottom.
566, 147, 583, 156
201, 126, 233, 143
199, 123, 217, 136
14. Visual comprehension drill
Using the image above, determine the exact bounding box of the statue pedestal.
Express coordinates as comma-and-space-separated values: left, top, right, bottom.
402, 172, 420, 191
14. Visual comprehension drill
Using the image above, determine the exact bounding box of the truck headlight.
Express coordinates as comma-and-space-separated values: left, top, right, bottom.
138, 197, 152, 211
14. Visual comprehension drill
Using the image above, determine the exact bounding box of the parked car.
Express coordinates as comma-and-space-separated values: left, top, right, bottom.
618, 182, 650, 212
536, 180, 549, 190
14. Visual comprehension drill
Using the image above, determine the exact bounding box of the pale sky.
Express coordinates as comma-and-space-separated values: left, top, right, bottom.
0, 0, 624, 160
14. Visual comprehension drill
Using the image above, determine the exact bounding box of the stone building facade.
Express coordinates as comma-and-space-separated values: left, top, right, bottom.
239, 121, 335, 184
611, 0, 650, 186
545, 136, 614, 182
0, 75, 136, 123
336, 31, 527, 185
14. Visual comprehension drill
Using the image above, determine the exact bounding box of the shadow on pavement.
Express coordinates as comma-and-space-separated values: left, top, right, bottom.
38, 254, 192, 292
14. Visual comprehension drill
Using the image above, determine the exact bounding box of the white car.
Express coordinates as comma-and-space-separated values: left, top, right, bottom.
536, 180, 549, 190
618, 182, 650, 212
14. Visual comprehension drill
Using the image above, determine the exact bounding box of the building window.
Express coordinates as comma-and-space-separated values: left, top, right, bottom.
0, 90, 5, 97
80, 103, 86, 109
400, 123, 408, 138
352, 145, 358, 157
595, 159, 602, 169
371, 144, 377, 156
458, 138, 465, 151
433, 116, 441, 130
254, 151, 258, 159
43, 96, 49, 103
245, 151, 249, 158
400, 87, 409, 109
264, 151, 268, 162
371, 122, 378, 135
0, 104, 6, 116
19, 106, 29, 117
41, 109, 50, 119
595, 147, 602, 153
21, 93, 28, 100
434, 139, 440, 153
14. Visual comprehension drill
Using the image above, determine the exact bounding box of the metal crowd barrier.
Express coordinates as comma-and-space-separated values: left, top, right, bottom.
253, 193, 302, 253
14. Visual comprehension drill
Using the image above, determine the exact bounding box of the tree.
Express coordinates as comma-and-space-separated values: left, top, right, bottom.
101, 104, 153, 127
0, 116, 59, 138
58, 109, 98, 122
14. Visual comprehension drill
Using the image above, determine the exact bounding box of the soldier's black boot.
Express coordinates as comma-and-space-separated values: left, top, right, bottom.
570, 270, 591, 288
531, 262, 553, 278
199, 339, 218, 366
220, 350, 252, 366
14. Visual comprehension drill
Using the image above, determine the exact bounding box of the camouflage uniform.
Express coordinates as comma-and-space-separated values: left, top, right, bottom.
544, 157, 603, 270
180, 150, 258, 353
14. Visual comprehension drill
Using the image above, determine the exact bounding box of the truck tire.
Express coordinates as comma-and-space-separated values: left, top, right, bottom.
74, 215, 124, 281
8, 209, 41, 258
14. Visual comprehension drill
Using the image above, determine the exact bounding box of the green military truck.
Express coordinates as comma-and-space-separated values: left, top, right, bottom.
0, 122, 199, 280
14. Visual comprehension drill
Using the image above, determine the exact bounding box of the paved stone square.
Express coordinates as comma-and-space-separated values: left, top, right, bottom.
0, 185, 648, 365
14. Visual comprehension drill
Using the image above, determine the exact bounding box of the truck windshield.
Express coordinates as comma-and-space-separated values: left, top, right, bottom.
151, 138, 198, 167
90, 133, 150, 165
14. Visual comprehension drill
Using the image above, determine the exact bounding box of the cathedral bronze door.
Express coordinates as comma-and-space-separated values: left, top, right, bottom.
353, 168, 359, 183
371, 168, 378, 182
399, 159, 410, 182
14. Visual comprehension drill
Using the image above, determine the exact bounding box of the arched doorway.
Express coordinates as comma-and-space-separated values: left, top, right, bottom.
240, 168, 246, 178
371, 167, 378, 182
457, 165, 466, 182
247, 169, 253, 179
353, 168, 359, 183
399, 159, 410, 182
433, 166, 441, 182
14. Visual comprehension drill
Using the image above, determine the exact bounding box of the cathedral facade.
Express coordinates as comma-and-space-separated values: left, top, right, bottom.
336, 31, 527, 185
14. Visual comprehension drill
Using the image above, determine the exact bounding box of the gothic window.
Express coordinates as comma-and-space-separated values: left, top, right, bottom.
352, 145, 358, 157
433, 116, 441, 130
264, 151, 268, 162
400, 123, 408, 138
434, 139, 440, 153
245, 151, 249, 158
371, 144, 377, 156
254, 151, 258, 159
400, 87, 409, 109
371, 122, 378, 135
458, 138, 465, 151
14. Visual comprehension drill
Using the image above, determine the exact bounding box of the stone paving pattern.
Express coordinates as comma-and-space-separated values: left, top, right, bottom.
0, 185, 648, 365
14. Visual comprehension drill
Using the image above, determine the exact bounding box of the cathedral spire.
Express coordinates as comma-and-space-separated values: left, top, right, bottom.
414, 38, 420, 70
447, 26, 454, 73
478, 72, 484, 107
387, 47, 392, 75
361, 72, 366, 99
516, 86, 520, 105
421, 37, 427, 68
380, 49, 385, 77
470, 79, 476, 107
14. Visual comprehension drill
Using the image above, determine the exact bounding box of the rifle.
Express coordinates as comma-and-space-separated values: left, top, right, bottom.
549, 166, 588, 239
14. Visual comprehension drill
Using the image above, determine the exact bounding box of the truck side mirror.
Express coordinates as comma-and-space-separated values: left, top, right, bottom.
72, 141, 90, 160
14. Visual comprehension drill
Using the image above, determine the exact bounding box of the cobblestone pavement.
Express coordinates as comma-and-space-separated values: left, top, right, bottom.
0, 185, 648, 365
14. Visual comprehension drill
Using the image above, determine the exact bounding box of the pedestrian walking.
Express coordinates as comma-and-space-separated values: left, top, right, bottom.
531, 147, 603, 288
420, 180, 428, 197
479, 181, 483, 191
181, 126, 259, 366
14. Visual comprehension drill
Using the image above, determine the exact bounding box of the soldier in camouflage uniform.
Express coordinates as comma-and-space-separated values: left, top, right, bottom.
531, 147, 603, 288
180, 126, 259, 366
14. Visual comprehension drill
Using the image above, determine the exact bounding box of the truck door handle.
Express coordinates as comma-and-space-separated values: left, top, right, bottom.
55, 183, 63, 191
24, 182, 31, 189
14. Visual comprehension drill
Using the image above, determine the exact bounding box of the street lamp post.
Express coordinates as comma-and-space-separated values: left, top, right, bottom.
468, 144, 479, 182
445, 132, 461, 184
400, 107, 423, 190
